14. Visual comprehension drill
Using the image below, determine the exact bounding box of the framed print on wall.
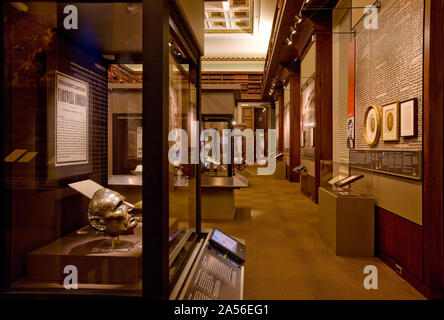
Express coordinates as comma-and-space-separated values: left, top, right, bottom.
364, 105, 381, 147
382, 101, 400, 142
400, 98, 418, 137
310, 127, 315, 147
347, 117, 355, 149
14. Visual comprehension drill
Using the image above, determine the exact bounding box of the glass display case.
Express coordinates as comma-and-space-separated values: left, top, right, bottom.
329, 161, 374, 198
0, 0, 202, 299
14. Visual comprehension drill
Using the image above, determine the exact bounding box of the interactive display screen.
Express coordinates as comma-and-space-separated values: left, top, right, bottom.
211, 229, 237, 253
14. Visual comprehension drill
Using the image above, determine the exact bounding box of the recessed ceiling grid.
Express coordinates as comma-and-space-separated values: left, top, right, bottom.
205, 0, 254, 34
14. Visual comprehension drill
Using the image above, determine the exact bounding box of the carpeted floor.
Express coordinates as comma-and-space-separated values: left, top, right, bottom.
202, 168, 425, 300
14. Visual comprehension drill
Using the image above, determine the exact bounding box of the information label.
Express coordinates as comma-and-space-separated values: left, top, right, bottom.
350, 150, 421, 180
55, 72, 89, 166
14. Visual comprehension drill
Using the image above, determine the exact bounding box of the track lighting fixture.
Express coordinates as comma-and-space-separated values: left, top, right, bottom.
286, 37, 293, 45
290, 25, 297, 35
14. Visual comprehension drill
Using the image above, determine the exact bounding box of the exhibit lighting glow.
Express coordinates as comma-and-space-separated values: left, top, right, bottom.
222, 1, 230, 10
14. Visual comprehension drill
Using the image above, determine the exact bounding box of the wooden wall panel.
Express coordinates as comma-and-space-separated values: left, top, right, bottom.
301, 174, 316, 202
376, 207, 423, 282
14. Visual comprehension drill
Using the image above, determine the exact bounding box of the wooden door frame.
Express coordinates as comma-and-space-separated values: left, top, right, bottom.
423, 0, 444, 299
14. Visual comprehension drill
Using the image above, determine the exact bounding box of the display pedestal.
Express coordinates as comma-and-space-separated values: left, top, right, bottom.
318, 187, 375, 256
91, 237, 136, 253
27, 224, 143, 284
274, 160, 286, 180
202, 188, 236, 220
201, 175, 248, 220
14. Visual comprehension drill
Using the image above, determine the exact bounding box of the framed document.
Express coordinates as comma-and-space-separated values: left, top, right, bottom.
55, 72, 89, 166
382, 101, 400, 142
364, 105, 381, 147
334, 174, 364, 188
400, 98, 417, 137
300, 131, 305, 147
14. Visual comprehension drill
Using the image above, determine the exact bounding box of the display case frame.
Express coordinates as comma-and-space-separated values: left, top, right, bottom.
0, 0, 203, 300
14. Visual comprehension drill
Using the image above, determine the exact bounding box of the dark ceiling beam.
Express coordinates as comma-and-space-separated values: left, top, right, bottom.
262, 0, 339, 99
262, 0, 303, 100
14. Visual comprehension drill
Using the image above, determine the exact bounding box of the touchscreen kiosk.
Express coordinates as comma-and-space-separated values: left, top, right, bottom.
209, 229, 246, 264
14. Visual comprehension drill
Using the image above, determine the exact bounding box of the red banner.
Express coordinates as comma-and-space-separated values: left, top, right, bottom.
347, 38, 356, 119
347, 38, 356, 149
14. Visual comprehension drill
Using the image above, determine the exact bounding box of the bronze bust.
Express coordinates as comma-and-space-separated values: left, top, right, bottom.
88, 188, 138, 237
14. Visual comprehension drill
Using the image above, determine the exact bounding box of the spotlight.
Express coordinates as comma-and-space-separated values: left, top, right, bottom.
286, 37, 293, 45
127, 3, 142, 15
10, 2, 28, 12
290, 25, 297, 35
305, 0, 310, 4
294, 15, 302, 24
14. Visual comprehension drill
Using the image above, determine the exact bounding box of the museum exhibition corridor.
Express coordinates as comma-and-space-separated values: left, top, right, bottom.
1, 0, 443, 305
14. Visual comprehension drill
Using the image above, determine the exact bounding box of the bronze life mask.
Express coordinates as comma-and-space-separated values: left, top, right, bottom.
88, 188, 138, 237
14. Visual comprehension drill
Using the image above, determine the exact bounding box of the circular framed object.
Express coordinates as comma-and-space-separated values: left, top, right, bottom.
364, 105, 381, 147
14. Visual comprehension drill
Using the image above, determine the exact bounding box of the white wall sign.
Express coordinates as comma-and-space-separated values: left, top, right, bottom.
55, 72, 89, 166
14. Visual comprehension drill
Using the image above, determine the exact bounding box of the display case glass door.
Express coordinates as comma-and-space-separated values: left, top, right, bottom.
167, 34, 200, 293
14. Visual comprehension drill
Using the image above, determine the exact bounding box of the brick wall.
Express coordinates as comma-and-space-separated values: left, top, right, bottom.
355, 0, 423, 151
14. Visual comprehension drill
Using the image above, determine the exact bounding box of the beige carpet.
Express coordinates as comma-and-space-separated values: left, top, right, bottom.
202, 168, 425, 300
